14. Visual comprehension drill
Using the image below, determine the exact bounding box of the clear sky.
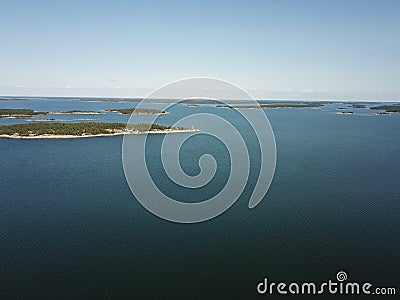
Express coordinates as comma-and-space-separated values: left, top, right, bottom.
0, 0, 399, 100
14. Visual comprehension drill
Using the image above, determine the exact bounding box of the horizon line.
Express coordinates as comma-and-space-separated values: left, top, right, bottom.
0, 95, 398, 103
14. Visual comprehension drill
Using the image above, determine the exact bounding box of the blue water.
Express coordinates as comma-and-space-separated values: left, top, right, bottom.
0, 98, 399, 298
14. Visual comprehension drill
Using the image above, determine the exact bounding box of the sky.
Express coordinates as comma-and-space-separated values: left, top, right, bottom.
0, 0, 399, 101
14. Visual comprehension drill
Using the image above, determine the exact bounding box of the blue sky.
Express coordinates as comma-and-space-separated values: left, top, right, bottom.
0, 0, 399, 100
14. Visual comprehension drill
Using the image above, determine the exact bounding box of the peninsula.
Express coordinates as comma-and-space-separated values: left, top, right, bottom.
0, 122, 196, 139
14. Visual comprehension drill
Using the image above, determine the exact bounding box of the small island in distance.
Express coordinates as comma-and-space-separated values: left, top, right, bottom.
104, 108, 168, 115
370, 105, 400, 113
0, 122, 196, 139
0, 108, 167, 118
216, 102, 324, 109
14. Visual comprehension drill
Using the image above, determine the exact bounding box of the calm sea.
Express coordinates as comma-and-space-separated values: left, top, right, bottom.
0, 98, 399, 298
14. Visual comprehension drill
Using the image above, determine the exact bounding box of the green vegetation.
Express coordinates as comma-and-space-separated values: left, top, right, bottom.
49, 110, 103, 114
105, 108, 167, 114
0, 107, 166, 118
0, 109, 46, 118
0, 122, 176, 137
0, 108, 103, 117
370, 105, 400, 113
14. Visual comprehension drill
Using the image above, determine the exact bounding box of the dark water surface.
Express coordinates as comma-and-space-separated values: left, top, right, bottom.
0, 99, 399, 298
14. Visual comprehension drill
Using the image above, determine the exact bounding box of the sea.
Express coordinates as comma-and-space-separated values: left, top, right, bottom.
0, 97, 399, 298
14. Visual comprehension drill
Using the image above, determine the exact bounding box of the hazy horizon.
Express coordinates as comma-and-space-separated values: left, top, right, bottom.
0, 90, 398, 102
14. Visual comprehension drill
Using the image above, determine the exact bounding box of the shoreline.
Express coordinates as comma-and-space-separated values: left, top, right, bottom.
0, 128, 199, 139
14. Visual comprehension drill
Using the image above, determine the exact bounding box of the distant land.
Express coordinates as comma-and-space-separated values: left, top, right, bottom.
370, 105, 400, 113
104, 108, 167, 115
0, 96, 397, 105
0, 108, 166, 118
1, 101, 400, 123
216, 102, 324, 109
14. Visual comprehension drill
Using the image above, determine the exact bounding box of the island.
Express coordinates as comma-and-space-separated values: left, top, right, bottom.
48, 110, 104, 115
180, 99, 221, 105
0, 109, 47, 118
0, 122, 197, 139
217, 102, 323, 109
350, 104, 366, 109
104, 108, 168, 115
370, 105, 400, 113
0, 107, 167, 118
337, 111, 354, 115
0, 108, 104, 118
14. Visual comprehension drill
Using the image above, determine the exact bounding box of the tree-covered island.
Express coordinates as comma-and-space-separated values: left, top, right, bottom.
104, 108, 168, 115
0, 109, 103, 118
0, 122, 194, 138
370, 105, 400, 113
48, 110, 104, 115
0, 108, 168, 118
216, 102, 323, 109
0, 109, 47, 118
